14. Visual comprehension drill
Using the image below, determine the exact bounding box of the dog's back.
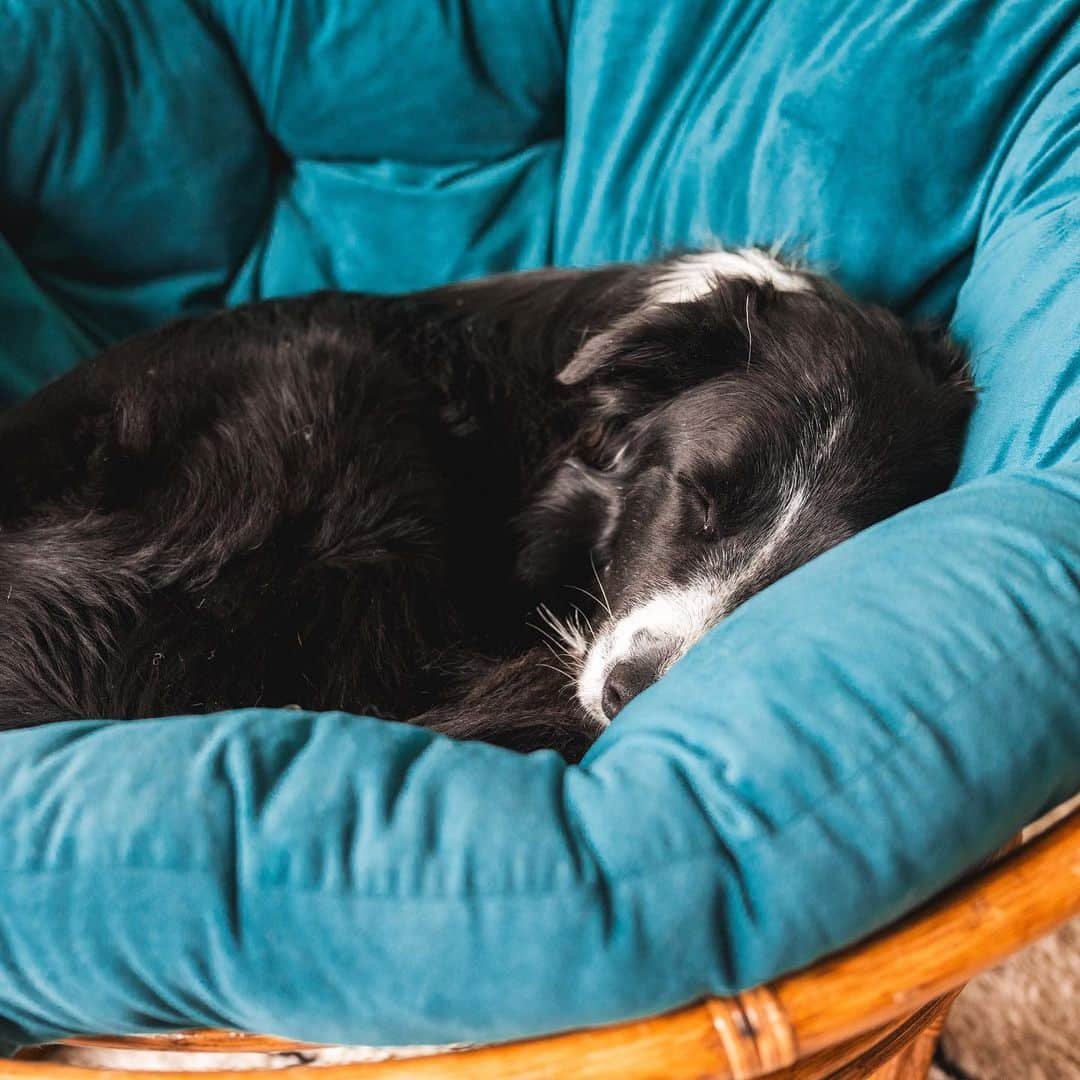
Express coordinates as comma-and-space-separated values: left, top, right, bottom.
0, 293, 536, 726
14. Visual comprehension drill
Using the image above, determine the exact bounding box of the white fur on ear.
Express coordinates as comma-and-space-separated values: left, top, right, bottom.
649, 248, 810, 305
558, 248, 811, 386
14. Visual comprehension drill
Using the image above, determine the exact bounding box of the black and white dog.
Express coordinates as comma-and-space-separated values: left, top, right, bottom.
0, 250, 972, 759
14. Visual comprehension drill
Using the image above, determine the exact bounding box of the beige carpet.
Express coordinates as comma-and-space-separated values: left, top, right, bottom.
931, 796, 1079, 1080
931, 917, 1079, 1080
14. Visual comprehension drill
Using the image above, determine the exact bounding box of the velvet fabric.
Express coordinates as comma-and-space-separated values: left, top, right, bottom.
0, 0, 1077, 1049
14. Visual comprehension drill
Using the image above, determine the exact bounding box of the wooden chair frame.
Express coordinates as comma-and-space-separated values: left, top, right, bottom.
8, 805, 1078, 1080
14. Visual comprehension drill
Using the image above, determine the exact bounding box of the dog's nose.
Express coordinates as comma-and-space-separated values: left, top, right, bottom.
601, 658, 660, 720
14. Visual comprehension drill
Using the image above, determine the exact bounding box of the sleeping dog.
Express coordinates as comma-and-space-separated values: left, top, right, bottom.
0, 250, 972, 758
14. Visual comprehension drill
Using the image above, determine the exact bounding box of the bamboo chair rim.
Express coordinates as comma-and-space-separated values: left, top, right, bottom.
12, 803, 1079, 1080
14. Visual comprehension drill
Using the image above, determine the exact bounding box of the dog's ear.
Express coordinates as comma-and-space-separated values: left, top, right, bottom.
907, 321, 975, 438
908, 321, 971, 389
515, 456, 622, 591
556, 312, 643, 386
557, 290, 754, 412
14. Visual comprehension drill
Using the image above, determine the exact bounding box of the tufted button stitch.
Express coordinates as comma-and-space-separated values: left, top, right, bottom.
199, 0, 569, 164
0, 1, 274, 347
0, 0, 569, 384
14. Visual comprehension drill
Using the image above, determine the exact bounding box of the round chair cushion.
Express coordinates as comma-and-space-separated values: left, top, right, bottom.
0, 0, 1077, 1051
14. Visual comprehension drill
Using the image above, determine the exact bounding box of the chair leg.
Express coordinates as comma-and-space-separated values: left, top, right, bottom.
865, 1002, 952, 1080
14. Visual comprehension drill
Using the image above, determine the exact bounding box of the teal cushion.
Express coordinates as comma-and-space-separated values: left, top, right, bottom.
0, 0, 1077, 1049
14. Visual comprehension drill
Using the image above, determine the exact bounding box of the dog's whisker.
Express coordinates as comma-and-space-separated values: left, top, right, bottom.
566, 583, 605, 614
589, 556, 613, 617
745, 292, 753, 372
526, 619, 562, 647
538, 636, 567, 662
534, 604, 589, 661
533, 634, 581, 677
537, 641, 576, 679
568, 603, 594, 635
531, 607, 566, 645
537, 662, 578, 688
540, 652, 573, 677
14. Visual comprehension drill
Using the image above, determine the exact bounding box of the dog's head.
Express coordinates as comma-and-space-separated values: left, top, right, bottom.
518, 251, 973, 725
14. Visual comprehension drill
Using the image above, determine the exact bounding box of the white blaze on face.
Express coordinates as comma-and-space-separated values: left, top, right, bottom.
574, 247, 838, 722
577, 484, 812, 724
648, 248, 811, 305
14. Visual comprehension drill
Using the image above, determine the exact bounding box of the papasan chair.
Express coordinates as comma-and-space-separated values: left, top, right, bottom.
0, 1, 1077, 1078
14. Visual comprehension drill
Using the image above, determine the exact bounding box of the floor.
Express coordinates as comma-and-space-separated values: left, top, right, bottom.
930, 795, 1079, 1080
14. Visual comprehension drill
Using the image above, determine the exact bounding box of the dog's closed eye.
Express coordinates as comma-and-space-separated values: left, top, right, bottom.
676, 475, 736, 542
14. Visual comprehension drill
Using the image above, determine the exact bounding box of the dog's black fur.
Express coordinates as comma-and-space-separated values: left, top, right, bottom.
0, 258, 972, 758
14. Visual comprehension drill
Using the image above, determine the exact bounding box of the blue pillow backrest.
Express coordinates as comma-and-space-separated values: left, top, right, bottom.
0, 0, 1077, 1052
